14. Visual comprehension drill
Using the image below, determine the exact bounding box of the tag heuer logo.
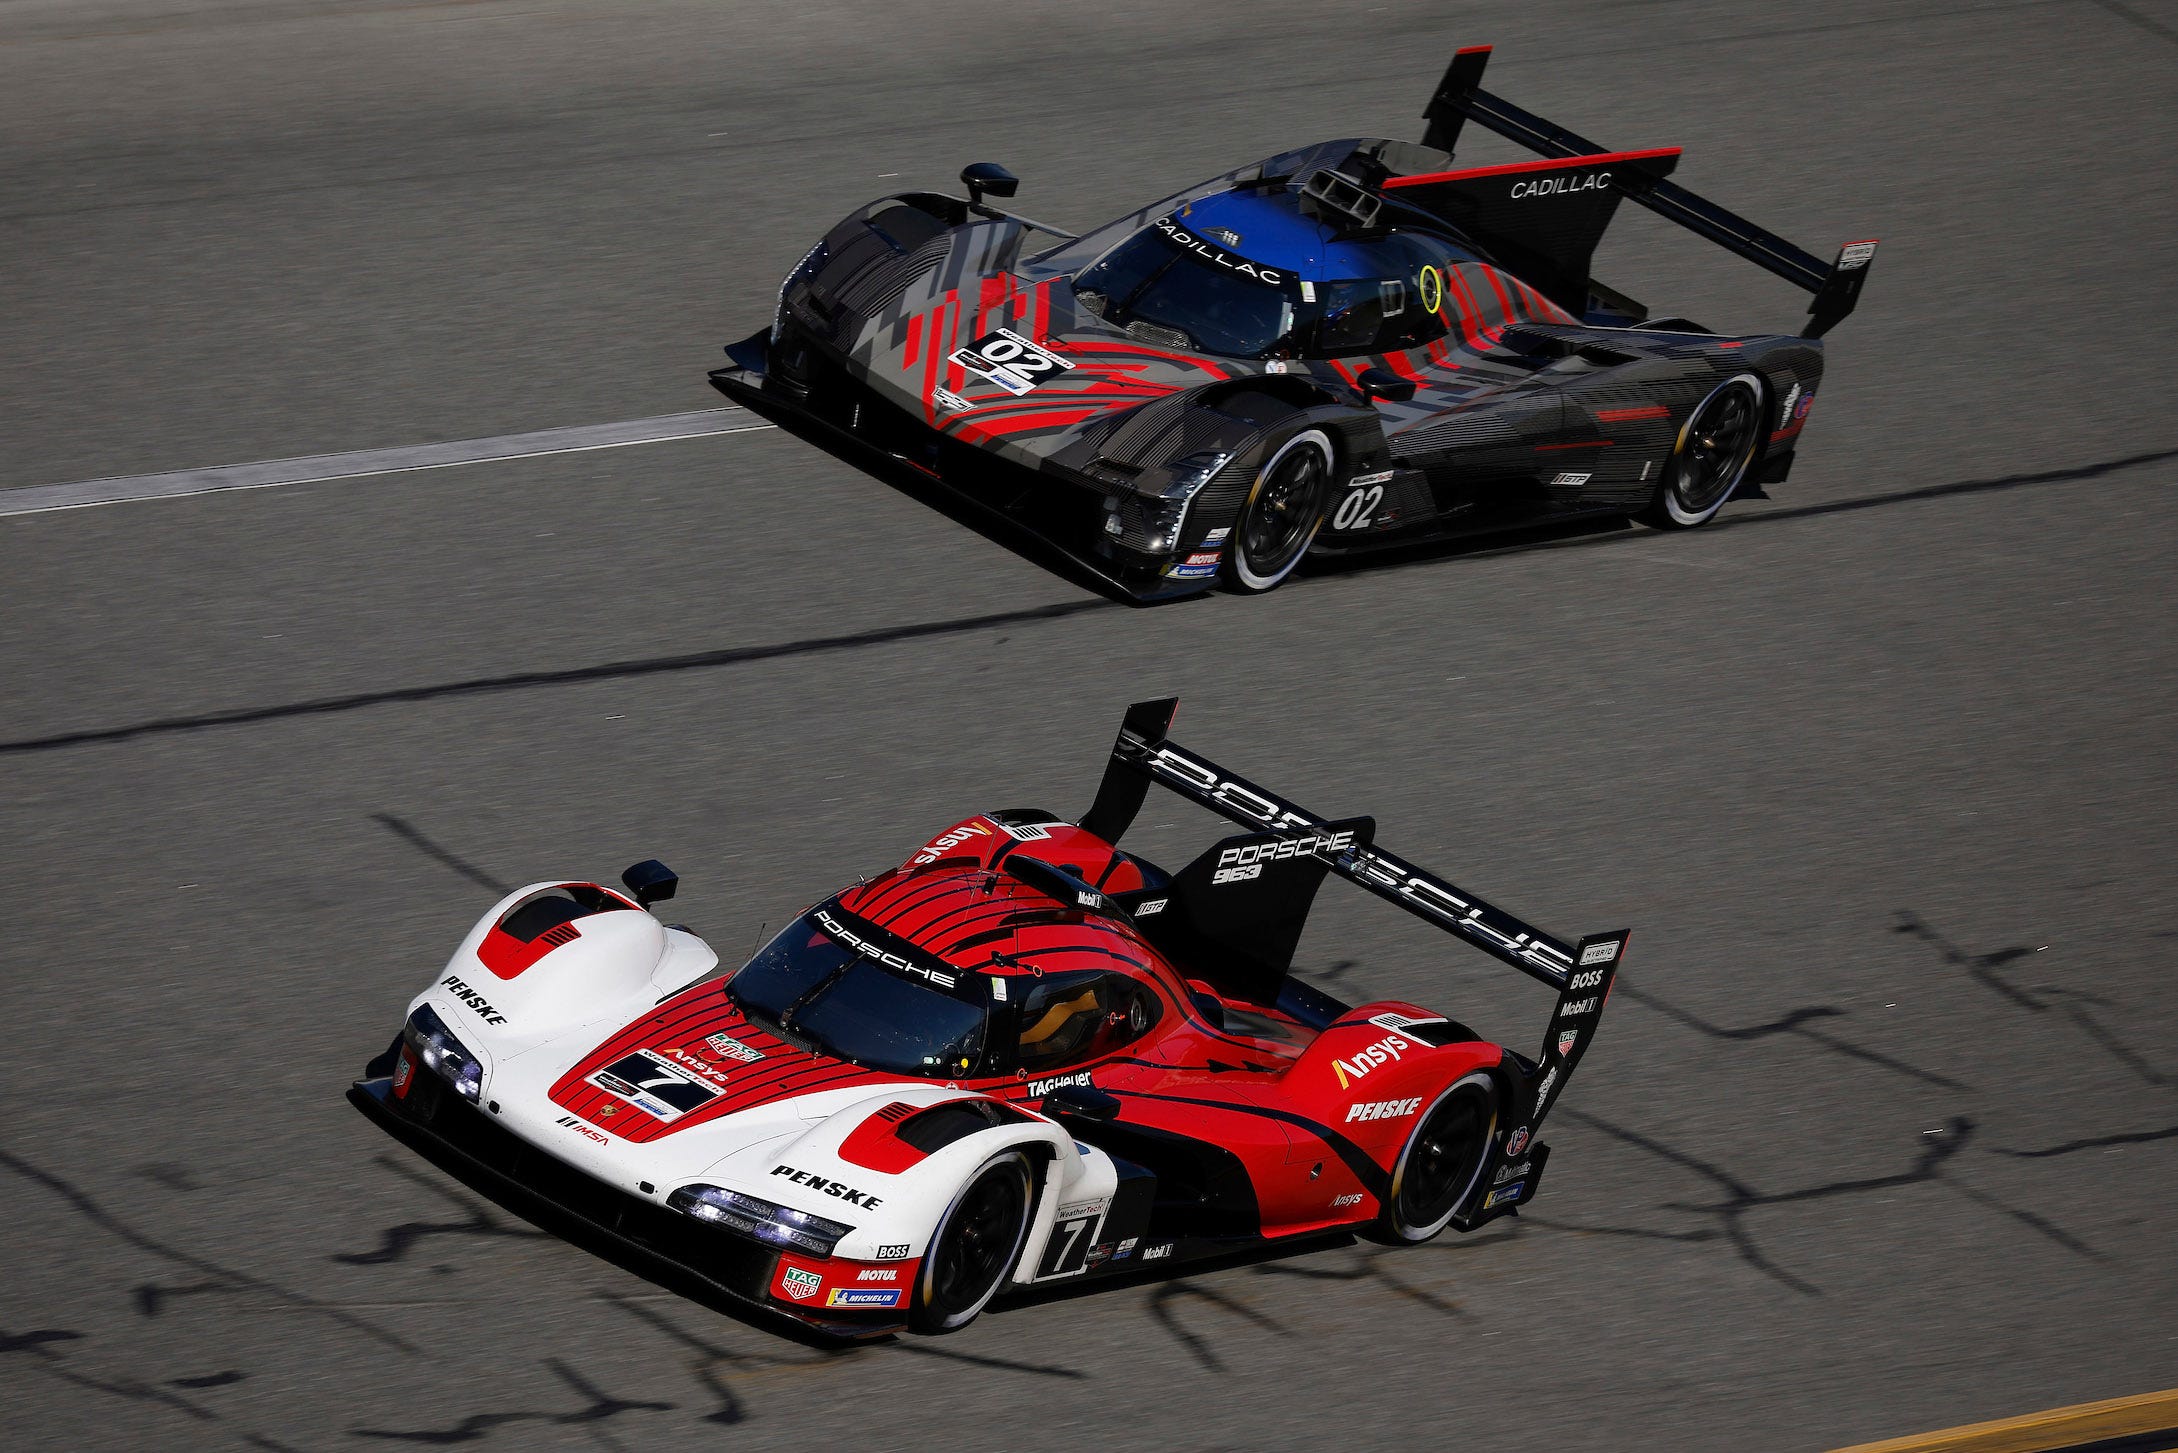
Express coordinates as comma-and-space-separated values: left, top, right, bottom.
782, 1267, 821, 1301
705, 1033, 765, 1064
1557, 1031, 1578, 1057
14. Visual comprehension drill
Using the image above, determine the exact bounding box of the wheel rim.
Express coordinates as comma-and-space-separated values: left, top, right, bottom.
928, 1165, 1026, 1317
1239, 438, 1330, 577
1671, 379, 1762, 517
1395, 1083, 1491, 1233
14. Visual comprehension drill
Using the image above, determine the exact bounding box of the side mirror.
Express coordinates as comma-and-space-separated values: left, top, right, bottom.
620, 859, 678, 909
1041, 1084, 1122, 1122
1356, 366, 1415, 404
961, 161, 1019, 209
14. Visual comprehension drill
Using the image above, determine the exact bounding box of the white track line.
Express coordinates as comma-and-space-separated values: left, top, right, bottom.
0, 408, 774, 517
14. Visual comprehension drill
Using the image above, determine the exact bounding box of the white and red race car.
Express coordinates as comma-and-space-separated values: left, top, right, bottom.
352, 700, 1627, 1338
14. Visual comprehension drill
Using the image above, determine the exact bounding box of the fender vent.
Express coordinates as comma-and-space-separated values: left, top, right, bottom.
897, 1098, 1032, 1154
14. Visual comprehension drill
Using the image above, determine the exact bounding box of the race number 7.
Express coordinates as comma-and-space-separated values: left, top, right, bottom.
1037, 1214, 1099, 1277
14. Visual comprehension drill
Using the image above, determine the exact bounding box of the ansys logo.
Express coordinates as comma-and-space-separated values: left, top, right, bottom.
1331, 1030, 1414, 1090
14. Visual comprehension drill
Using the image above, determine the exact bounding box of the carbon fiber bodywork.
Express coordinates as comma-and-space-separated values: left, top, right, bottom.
710, 76, 1856, 599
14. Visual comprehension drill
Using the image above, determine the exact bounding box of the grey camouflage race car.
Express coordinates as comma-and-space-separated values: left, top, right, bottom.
710, 44, 1876, 598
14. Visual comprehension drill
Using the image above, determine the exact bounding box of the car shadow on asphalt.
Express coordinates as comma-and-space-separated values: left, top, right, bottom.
2, 444, 2171, 758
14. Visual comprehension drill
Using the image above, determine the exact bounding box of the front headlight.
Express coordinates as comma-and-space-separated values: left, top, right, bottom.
1142, 451, 1230, 552
670, 1184, 854, 1255
773, 240, 828, 342
404, 1004, 483, 1102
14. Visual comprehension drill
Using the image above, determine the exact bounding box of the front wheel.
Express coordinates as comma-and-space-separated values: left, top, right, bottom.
908, 1150, 1034, 1334
1374, 1072, 1498, 1244
1640, 373, 1765, 529
1222, 428, 1334, 593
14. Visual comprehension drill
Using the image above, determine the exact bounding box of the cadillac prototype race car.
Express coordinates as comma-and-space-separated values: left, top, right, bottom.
710, 44, 1875, 598
352, 700, 1628, 1339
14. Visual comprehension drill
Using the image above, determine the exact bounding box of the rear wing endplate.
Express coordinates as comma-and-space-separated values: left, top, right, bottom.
1420, 45, 1877, 337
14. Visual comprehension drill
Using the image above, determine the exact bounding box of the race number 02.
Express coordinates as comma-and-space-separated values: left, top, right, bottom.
1332, 485, 1383, 531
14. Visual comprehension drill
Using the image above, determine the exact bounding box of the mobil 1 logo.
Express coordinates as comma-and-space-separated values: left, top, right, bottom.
950, 327, 1074, 396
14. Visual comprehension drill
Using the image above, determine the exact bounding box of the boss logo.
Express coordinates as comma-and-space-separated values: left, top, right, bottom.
1569, 969, 1605, 991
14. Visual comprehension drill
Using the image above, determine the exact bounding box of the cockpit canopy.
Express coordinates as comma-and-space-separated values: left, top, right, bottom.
1069, 183, 1488, 361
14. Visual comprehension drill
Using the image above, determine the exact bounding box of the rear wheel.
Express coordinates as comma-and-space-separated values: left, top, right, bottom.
1375, 1072, 1498, 1244
1222, 428, 1334, 593
1640, 373, 1765, 528
908, 1150, 1034, 1334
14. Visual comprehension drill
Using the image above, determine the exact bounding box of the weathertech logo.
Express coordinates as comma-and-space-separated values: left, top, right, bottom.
1531, 1066, 1561, 1116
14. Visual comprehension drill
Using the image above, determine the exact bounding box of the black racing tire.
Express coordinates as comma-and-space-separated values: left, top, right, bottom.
1639, 373, 1766, 529
1373, 1071, 1499, 1244
1221, 427, 1335, 593
908, 1150, 1035, 1335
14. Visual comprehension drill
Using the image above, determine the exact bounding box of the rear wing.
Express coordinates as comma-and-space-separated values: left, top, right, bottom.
1413, 44, 1877, 337
1080, 699, 1627, 1081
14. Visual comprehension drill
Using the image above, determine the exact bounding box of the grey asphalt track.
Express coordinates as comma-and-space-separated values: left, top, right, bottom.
3, 2, 2176, 1449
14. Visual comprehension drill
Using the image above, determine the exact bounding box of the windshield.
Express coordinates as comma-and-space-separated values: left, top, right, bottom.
1073, 216, 1297, 358
1309, 230, 1472, 359
1072, 206, 1483, 361
725, 908, 988, 1078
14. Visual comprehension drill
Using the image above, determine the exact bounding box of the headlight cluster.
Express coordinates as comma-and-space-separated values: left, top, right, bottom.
774, 240, 828, 342
1143, 451, 1230, 553
404, 1004, 483, 1102
669, 1184, 853, 1255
